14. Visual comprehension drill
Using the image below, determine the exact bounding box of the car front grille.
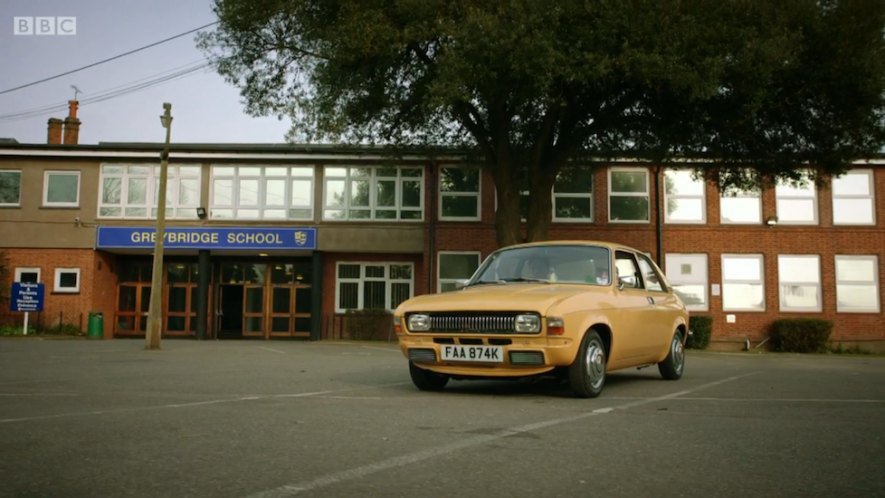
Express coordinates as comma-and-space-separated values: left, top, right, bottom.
408, 348, 437, 364
419, 313, 525, 334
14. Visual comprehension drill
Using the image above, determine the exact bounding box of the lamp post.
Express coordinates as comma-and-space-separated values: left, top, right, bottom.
145, 103, 173, 350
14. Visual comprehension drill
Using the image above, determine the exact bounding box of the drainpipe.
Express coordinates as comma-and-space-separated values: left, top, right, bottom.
427, 161, 438, 294
654, 165, 663, 265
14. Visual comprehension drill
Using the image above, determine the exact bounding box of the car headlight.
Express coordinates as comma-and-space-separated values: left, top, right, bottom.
514, 314, 541, 333
407, 313, 431, 332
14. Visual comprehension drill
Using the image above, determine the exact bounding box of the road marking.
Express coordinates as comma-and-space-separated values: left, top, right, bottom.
257, 347, 287, 354
245, 373, 760, 498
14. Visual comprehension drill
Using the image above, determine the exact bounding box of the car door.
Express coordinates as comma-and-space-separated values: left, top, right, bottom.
636, 253, 680, 358
610, 250, 659, 362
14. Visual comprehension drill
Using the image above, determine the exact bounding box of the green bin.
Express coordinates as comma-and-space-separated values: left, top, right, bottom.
87, 312, 103, 339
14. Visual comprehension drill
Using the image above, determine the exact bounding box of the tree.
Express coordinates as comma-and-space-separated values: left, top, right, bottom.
199, 0, 885, 246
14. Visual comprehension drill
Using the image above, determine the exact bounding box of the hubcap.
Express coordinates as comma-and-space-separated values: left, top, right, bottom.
672, 337, 684, 371
585, 340, 605, 387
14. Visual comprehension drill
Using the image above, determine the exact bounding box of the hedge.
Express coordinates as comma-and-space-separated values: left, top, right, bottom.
686, 315, 712, 349
768, 318, 833, 353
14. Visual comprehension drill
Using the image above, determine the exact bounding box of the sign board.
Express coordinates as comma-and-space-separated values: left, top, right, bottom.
96, 227, 317, 251
11, 282, 44, 312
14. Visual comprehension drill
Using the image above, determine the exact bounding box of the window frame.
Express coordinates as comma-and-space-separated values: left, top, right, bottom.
437, 251, 481, 292
43, 170, 80, 207
777, 255, 822, 312
53, 267, 80, 293
832, 169, 875, 226
15, 267, 41, 283
99, 163, 202, 219
721, 254, 766, 312
775, 177, 818, 225
438, 166, 480, 221
553, 167, 594, 222
323, 166, 424, 222
334, 262, 415, 312
835, 255, 880, 313
0, 170, 22, 206
664, 169, 706, 224
664, 253, 709, 312
720, 187, 762, 224
207, 164, 314, 221
608, 167, 650, 223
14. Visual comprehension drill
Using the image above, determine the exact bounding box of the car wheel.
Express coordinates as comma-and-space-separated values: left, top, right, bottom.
658, 330, 685, 380
568, 330, 606, 398
409, 361, 449, 391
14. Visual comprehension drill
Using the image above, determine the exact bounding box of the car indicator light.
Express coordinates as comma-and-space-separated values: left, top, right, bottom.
547, 317, 565, 335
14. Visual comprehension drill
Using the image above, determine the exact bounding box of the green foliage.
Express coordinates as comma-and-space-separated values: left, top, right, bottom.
769, 318, 833, 353
686, 315, 712, 350
344, 309, 393, 341
200, 0, 885, 244
0, 323, 83, 337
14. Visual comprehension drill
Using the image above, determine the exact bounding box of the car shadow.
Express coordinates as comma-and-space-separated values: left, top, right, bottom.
437, 369, 665, 398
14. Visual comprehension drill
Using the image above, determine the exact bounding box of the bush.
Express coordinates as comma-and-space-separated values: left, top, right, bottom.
686, 315, 712, 349
769, 318, 833, 353
344, 309, 393, 340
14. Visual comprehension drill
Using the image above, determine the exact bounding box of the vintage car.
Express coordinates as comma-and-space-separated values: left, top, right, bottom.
393, 241, 689, 398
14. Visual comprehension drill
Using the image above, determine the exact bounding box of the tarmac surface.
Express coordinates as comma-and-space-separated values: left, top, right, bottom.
1, 338, 883, 497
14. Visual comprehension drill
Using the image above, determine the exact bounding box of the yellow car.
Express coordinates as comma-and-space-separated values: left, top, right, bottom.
394, 241, 689, 398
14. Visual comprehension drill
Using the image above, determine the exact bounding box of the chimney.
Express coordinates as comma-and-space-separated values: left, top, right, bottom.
47, 118, 63, 144
62, 100, 80, 145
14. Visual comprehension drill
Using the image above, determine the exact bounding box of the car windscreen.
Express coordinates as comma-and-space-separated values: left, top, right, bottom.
471, 245, 611, 285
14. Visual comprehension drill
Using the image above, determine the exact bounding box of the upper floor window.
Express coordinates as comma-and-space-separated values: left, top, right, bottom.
43, 171, 79, 207
776, 178, 818, 224
778, 255, 821, 312
335, 262, 414, 311
0, 170, 21, 206
609, 168, 649, 223
211, 165, 313, 220
99, 164, 200, 219
439, 166, 480, 220
835, 255, 880, 313
832, 169, 875, 225
665, 253, 708, 311
664, 169, 705, 223
554, 167, 593, 222
720, 187, 761, 224
438, 252, 481, 292
324, 166, 422, 221
722, 254, 765, 311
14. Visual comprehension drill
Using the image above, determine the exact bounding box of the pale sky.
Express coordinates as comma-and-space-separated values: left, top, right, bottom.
0, 0, 292, 145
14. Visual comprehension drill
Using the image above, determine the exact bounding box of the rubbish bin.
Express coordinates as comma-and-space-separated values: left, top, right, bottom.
87, 312, 103, 339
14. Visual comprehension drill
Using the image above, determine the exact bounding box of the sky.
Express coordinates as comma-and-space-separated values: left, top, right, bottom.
0, 0, 292, 145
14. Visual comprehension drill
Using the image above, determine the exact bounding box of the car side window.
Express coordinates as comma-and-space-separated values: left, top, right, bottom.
614, 251, 643, 289
637, 255, 665, 292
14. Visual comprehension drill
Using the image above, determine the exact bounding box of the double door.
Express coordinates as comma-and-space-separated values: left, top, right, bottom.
217, 261, 312, 339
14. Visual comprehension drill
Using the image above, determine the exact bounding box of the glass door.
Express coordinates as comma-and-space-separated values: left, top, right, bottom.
165, 263, 199, 336
115, 260, 152, 336
269, 262, 312, 338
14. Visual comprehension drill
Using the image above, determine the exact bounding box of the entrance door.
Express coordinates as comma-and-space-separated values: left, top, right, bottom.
218, 285, 244, 338
115, 261, 153, 336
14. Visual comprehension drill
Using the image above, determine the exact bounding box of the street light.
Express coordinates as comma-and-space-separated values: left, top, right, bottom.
145, 103, 173, 350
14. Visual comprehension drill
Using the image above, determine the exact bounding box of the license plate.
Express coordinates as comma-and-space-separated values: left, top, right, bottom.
441, 345, 504, 363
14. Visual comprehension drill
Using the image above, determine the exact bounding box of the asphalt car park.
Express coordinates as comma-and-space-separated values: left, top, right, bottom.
1, 339, 883, 497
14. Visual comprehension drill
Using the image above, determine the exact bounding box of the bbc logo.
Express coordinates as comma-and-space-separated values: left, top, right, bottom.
13, 17, 77, 36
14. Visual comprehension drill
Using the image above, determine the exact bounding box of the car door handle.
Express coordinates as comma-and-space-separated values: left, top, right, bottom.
647, 296, 655, 305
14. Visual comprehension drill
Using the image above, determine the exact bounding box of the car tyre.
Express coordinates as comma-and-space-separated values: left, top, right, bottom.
658, 330, 685, 380
568, 330, 606, 398
409, 361, 449, 391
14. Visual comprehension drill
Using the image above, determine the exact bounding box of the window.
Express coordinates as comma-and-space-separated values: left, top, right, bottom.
664, 169, 705, 223
99, 164, 201, 219
835, 255, 880, 313
210, 165, 313, 220
43, 171, 80, 207
637, 255, 665, 292
0, 170, 21, 206
438, 252, 481, 292
439, 166, 480, 220
722, 255, 765, 311
776, 178, 818, 224
15, 267, 40, 283
324, 166, 422, 221
336, 262, 413, 311
554, 166, 594, 222
609, 168, 649, 222
665, 254, 708, 311
832, 169, 875, 225
614, 251, 643, 288
54, 268, 80, 293
778, 255, 821, 312
720, 187, 761, 224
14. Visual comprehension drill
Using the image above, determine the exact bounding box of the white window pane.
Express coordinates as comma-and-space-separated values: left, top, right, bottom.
179, 179, 199, 206
291, 180, 311, 206
665, 170, 704, 195
265, 179, 286, 206
781, 285, 819, 309
212, 179, 232, 205
673, 284, 706, 307
778, 257, 819, 283
47, 173, 79, 203
723, 258, 761, 281
837, 285, 879, 310
777, 199, 815, 222
836, 258, 875, 282
723, 284, 764, 309
239, 179, 259, 205
667, 198, 704, 221
102, 177, 121, 204
833, 199, 874, 224
721, 197, 761, 223
832, 173, 870, 195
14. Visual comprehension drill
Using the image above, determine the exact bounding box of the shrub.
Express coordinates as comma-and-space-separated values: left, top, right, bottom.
344, 309, 393, 340
769, 318, 833, 353
686, 315, 712, 349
